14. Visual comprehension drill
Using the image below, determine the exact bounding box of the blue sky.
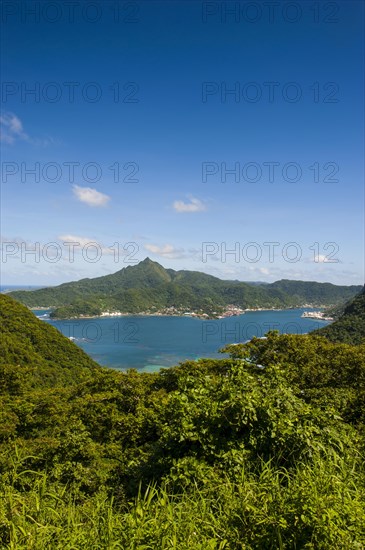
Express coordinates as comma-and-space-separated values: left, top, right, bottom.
1, 0, 364, 285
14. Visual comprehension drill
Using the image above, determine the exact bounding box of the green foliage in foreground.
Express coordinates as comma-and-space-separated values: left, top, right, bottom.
222, 331, 365, 426
2, 452, 365, 549
1, 296, 365, 548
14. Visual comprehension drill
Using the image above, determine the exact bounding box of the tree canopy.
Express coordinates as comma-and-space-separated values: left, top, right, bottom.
1, 295, 365, 548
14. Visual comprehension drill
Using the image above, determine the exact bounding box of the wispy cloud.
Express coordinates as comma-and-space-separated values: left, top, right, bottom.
59, 234, 99, 248
58, 235, 136, 259
173, 196, 207, 213
307, 253, 341, 264
144, 243, 186, 259
0, 112, 28, 144
58, 234, 114, 254
313, 254, 327, 263
0, 111, 53, 146
72, 185, 110, 207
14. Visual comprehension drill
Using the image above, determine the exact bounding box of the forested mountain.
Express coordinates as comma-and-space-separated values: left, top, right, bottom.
1, 295, 365, 547
8, 258, 362, 318
313, 286, 365, 345
0, 295, 99, 390
268, 278, 362, 304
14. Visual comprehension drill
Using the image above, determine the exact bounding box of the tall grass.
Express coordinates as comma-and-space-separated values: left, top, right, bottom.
1, 449, 364, 549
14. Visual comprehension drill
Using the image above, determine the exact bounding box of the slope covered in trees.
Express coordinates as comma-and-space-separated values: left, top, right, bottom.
313, 287, 365, 345
1, 296, 365, 547
0, 294, 99, 390
8, 258, 362, 318
269, 278, 361, 304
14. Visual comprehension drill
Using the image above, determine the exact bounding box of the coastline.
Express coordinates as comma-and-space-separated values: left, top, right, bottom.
31, 305, 326, 321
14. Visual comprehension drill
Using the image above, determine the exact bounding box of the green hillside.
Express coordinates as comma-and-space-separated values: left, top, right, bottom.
8, 258, 362, 318
1, 296, 365, 547
269, 278, 362, 304
313, 287, 365, 345
0, 294, 99, 390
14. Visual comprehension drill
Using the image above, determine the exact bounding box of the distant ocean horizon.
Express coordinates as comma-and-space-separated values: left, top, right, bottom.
31, 308, 332, 373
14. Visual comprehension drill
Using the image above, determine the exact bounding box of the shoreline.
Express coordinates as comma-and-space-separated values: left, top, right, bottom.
31, 305, 326, 321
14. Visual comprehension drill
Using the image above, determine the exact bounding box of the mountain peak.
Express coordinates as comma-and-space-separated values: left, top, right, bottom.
137, 257, 167, 271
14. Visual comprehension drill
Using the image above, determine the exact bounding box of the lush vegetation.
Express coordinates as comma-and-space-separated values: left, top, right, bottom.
1, 294, 365, 548
8, 258, 362, 318
313, 287, 365, 345
0, 294, 99, 391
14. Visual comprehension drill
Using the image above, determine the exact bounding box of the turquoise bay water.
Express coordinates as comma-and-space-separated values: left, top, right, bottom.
33, 309, 331, 372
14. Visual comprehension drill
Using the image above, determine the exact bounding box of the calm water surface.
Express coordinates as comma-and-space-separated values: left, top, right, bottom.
33, 309, 331, 372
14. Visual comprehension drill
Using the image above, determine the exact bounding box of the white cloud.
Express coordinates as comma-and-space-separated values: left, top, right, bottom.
58, 235, 136, 258
311, 254, 341, 264
172, 197, 206, 213
144, 243, 186, 259
0, 111, 54, 146
0, 112, 27, 144
313, 254, 327, 263
59, 234, 114, 255
72, 185, 110, 207
59, 234, 97, 248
